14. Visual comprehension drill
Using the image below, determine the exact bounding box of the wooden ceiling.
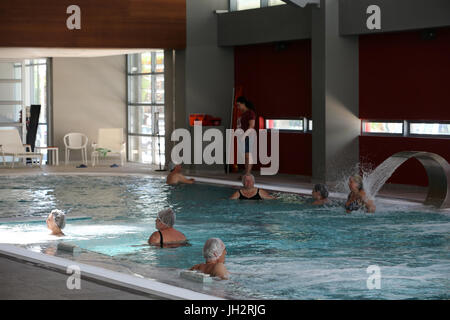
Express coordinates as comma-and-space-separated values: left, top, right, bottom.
0, 0, 186, 49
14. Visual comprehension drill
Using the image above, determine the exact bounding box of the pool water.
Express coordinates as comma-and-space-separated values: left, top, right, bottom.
0, 175, 449, 299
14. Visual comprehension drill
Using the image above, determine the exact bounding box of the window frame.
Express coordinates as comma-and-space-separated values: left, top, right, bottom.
126, 51, 165, 166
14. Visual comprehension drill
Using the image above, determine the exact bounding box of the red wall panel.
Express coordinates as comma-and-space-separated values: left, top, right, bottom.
359, 136, 450, 186
359, 27, 450, 120
234, 40, 312, 119
278, 132, 312, 175
235, 40, 312, 176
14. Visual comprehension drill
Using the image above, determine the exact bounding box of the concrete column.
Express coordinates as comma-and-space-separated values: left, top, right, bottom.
311, 0, 360, 183
185, 0, 234, 130
164, 48, 187, 167
164, 0, 234, 167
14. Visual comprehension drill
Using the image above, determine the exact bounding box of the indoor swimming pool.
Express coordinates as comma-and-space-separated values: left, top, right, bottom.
0, 174, 449, 299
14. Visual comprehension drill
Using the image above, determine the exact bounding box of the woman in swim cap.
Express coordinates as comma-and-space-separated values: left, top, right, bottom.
190, 238, 229, 280
312, 183, 329, 205
148, 208, 187, 248
46, 209, 66, 237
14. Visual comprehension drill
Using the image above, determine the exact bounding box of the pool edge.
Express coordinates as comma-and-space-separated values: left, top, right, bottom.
0, 244, 224, 300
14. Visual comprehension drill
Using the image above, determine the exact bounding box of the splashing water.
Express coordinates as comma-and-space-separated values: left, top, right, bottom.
332, 158, 409, 202
364, 157, 410, 200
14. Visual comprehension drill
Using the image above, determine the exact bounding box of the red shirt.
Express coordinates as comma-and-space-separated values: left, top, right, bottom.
240, 110, 256, 132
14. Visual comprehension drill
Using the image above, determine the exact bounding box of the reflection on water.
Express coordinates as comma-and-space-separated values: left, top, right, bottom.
0, 175, 449, 299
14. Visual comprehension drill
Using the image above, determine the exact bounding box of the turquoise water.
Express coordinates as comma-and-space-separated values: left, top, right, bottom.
0, 175, 449, 299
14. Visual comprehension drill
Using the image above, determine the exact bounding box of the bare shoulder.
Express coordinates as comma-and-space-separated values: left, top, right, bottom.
174, 229, 187, 241
230, 190, 240, 199
259, 189, 275, 199
148, 231, 160, 245
212, 263, 229, 280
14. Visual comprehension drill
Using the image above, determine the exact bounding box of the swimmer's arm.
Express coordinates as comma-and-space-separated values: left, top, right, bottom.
148, 231, 160, 245
230, 191, 240, 199
179, 175, 195, 184
259, 189, 275, 200
189, 264, 201, 271
365, 199, 376, 213
212, 264, 229, 280
360, 191, 376, 213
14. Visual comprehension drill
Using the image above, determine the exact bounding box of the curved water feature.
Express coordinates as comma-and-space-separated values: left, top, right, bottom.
364, 151, 450, 208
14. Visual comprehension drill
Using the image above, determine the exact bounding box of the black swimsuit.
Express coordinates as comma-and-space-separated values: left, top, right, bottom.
239, 188, 262, 200
158, 230, 164, 248
157, 230, 189, 248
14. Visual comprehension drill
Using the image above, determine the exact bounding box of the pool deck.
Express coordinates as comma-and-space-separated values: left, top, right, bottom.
0, 162, 438, 300
0, 255, 155, 300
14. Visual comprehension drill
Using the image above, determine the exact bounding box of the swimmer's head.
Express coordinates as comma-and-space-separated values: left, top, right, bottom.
242, 174, 255, 189
203, 238, 226, 263
349, 175, 363, 192
168, 162, 181, 172
156, 208, 175, 229
313, 184, 329, 200
47, 209, 66, 231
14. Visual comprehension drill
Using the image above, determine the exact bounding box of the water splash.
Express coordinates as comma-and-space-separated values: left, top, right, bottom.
364, 157, 410, 200
331, 158, 408, 202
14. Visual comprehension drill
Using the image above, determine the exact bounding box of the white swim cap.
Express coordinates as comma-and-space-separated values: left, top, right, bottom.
157, 208, 175, 228
203, 238, 226, 262
51, 209, 66, 230
168, 162, 176, 172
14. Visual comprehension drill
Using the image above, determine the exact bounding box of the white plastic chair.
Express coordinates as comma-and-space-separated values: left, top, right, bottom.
0, 129, 43, 168
91, 128, 126, 167
63, 133, 88, 165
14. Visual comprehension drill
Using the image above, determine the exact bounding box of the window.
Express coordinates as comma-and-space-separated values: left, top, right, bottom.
230, 0, 285, 11
268, 0, 286, 6
0, 61, 23, 126
24, 59, 50, 162
308, 119, 313, 131
409, 122, 450, 136
127, 51, 165, 165
237, 0, 261, 11
362, 121, 403, 135
266, 119, 304, 131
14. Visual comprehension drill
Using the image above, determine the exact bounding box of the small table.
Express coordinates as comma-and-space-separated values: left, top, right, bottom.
35, 146, 59, 166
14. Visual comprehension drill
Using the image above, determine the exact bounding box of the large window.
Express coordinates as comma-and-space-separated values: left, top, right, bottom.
127, 51, 165, 165
24, 59, 50, 161
0, 59, 50, 163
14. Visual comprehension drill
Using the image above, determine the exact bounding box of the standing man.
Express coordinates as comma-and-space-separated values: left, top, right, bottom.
236, 96, 256, 175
